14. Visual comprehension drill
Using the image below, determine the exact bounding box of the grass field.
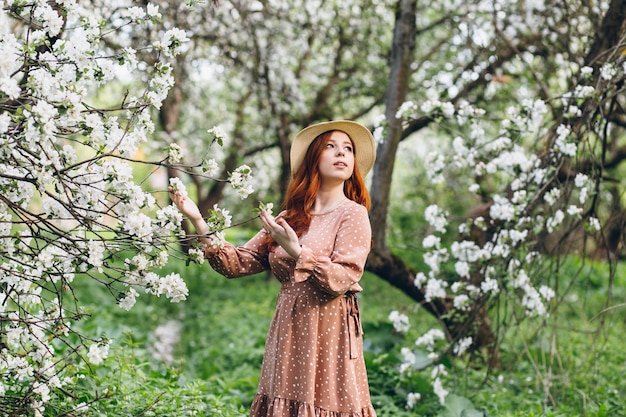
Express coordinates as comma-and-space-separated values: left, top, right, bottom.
68, 253, 626, 417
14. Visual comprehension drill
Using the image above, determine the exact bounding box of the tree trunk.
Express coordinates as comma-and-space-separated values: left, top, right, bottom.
369, 0, 416, 252
584, 0, 626, 67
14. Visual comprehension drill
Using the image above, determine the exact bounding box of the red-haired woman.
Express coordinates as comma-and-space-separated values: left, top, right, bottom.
171, 120, 377, 417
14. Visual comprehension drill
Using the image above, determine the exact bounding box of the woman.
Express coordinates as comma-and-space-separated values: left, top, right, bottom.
171, 120, 377, 417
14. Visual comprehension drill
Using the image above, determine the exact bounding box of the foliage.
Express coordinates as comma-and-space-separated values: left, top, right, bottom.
48, 340, 248, 416
31, 256, 625, 416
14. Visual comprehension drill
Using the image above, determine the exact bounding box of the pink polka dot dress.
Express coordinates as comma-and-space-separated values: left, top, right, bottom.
207, 200, 377, 417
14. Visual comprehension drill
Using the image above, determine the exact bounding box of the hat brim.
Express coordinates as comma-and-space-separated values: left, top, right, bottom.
290, 120, 376, 177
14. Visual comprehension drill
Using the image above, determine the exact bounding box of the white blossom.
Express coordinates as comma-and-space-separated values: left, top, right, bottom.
414, 272, 428, 288
455, 261, 470, 278
509, 229, 528, 246
389, 310, 411, 334
188, 246, 205, 265
574, 85, 595, 99
424, 204, 448, 233
34, 3, 64, 37
424, 249, 448, 274
203, 158, 220, 177
87, 342, 110, 365
149, 320, 182, 365
424, 152, 446, 184
32, 382, 51, 403
207, 126, 228, 144
157, 28, 189, 57
433, 377, 449, 405
169, 177, 188, 198
399, 347, 416, 374
588, 217, 601, 231
0, 77, 20, 99
415, 329, 445, 350
521, 286, 548, 317
127, 253, 149, 271
407, 392, 421, 408
422, 234, 441, 249
229, 165, 254, 199
118, 288, 139, 311
453, 337, 473, 356
579, 187, 589, 204
441, 102, 455, 117
453, 294, 470, 311
87, 240, 105, 269
554, 124, 577, 156
207, 204, 232, 230
580, 66, 593, 76
146, 3, 161, 18
157, 273, 188, 303
546, 210, 565, 233
600, 63, 616, 80
126, 6, 146, 21
539, 285, 555, 300
209, 230, 227, 249
167, 143, 184, 164
451, 240, 482, 262
123, 212, 153, 241
544, 188, 561, 206
567, 205, 583, 216
396, 100, 418, 119
490, 195, 515, 221
512, 269, 530, 289
480, 277, 499, 294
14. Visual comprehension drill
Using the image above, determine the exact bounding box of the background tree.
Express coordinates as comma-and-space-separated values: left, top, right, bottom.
141, 0, 395, 219
374, 0, 626, 399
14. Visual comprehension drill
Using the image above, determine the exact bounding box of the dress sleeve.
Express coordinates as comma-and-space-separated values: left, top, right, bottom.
206, 229, 270, 278
293, 205, 372, 296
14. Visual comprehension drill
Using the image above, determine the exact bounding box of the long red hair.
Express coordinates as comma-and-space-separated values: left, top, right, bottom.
267, 130, 370, 248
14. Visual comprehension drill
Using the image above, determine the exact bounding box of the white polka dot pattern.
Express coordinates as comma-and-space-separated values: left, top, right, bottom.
207, 200, 376, 417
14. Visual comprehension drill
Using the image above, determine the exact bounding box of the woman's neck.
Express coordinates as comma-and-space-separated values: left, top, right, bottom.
311, 188, 347, 214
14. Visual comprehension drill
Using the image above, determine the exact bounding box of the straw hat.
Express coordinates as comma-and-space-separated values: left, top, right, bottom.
290, 120, 376, 177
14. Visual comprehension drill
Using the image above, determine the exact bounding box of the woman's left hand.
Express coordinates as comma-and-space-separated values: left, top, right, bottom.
259, 210, 302, 259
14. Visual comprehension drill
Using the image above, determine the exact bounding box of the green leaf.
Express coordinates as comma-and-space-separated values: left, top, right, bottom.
438, 394, 484, 417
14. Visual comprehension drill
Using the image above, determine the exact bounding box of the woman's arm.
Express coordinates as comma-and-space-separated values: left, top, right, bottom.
292, 205, 372, 296
170, 189, 270, 277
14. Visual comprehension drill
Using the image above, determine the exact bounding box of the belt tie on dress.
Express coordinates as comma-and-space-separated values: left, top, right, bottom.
345, 292, 362, 359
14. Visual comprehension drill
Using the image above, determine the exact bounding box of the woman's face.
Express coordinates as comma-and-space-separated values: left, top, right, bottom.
317, 131, 355, 185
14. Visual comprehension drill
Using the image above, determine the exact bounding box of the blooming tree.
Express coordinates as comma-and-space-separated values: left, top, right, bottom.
375, 0, 626, 407
0, 1, 252, 414
144, 0, 396, 217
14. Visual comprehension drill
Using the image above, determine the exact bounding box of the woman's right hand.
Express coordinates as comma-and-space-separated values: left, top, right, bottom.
168, 187, 216, 256
169, 188, 202, 222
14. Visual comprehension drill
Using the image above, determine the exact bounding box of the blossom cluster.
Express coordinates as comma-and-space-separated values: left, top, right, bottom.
388, 310, 411, 334
229, 164, 255, 199
204, 204, 233, 248
0, 1, 192, 414
391, 88, 598, 322
382, 59, 612, 408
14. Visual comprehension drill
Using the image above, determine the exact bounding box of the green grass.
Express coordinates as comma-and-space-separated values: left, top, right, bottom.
62, 252, 626, 417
